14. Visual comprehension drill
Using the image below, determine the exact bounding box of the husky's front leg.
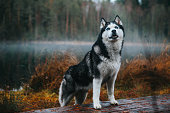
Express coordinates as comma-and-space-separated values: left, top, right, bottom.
107, 72, 119, 105
93, 78, 102, 109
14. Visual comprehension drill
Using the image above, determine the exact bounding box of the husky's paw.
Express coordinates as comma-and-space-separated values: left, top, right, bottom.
60, 103, 64, 107
93, 103, 102, 109
110, 100, 119, 105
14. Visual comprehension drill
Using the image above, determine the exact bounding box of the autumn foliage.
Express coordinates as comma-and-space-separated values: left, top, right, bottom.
118, 45, 170, 90
29, 53, 78, 92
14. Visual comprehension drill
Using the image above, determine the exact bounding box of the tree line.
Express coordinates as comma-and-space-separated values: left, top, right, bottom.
0, 0, 169, 41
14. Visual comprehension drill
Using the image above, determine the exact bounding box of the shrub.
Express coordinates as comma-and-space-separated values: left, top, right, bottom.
117, 45, 170, 91
29, 52, 78, 92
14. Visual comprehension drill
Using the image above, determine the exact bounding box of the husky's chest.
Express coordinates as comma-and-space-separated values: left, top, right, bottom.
97, 41, 122, 77
97, 54, 121, 77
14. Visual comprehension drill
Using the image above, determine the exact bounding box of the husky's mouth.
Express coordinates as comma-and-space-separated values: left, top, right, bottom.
109, 35, 118, 40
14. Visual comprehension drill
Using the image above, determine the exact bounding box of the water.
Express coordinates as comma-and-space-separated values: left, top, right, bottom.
0, 41, 166, 89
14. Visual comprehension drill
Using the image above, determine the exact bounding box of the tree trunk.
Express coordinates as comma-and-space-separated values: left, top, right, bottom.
35, 11, 40, 39
82, 2, 86, 29
65, 9, 69, 36
70, 18, 73, 38
17, 7, 20, 27
55, 14, 58, 33
28, 14, 33, 33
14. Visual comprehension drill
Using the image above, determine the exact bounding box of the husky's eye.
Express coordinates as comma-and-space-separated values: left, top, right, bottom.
106, 28, 110, 30
115, 26, 118, 29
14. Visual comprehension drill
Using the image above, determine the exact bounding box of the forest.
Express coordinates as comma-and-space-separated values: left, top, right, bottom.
0, 0, 169, 41
0, 0, 170, 112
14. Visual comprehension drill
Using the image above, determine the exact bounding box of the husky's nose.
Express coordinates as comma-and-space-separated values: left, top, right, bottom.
112, 30, 116, 34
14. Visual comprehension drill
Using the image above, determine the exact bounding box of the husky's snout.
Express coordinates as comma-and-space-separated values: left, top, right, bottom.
108, 30, 118, 40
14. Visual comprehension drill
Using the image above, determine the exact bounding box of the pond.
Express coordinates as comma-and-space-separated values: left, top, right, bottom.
0, 41, 165, 89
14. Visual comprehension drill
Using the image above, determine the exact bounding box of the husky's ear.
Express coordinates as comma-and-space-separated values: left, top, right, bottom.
114, 15, 123, 25
100, 18, 106, 29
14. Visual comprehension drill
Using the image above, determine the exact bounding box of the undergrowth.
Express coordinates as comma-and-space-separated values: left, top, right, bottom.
0, 91, 24, 112
29, 52, 78, 92
0, 45, 169, 112
117, 45, 170, 91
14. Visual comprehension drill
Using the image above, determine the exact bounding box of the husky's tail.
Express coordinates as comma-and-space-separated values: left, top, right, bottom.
59, 73, 75, 107
59, 79, 66, 107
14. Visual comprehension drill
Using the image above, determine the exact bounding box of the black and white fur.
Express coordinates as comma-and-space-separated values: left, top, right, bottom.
59, 15, 125, 109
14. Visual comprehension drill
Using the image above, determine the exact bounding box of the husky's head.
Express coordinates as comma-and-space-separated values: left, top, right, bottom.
100, 15, 124, 43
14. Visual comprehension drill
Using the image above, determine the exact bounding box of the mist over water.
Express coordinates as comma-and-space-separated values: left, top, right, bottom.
0, 40, 168, 89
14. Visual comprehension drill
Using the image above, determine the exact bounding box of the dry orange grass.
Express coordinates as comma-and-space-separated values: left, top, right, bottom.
29, 52, 78, 92
0, 90, 59, 112
21, 90, 58, 111
117, 45, 170, 91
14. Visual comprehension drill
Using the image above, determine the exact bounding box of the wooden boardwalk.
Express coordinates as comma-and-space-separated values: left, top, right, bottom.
26, 94, 170, 113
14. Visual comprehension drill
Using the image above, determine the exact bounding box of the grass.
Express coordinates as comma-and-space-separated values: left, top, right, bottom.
0, 45, 169, 112
0, 91, 24, 112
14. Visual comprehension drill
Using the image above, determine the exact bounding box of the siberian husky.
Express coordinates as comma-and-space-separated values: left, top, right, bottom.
59, 15, 125, 109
